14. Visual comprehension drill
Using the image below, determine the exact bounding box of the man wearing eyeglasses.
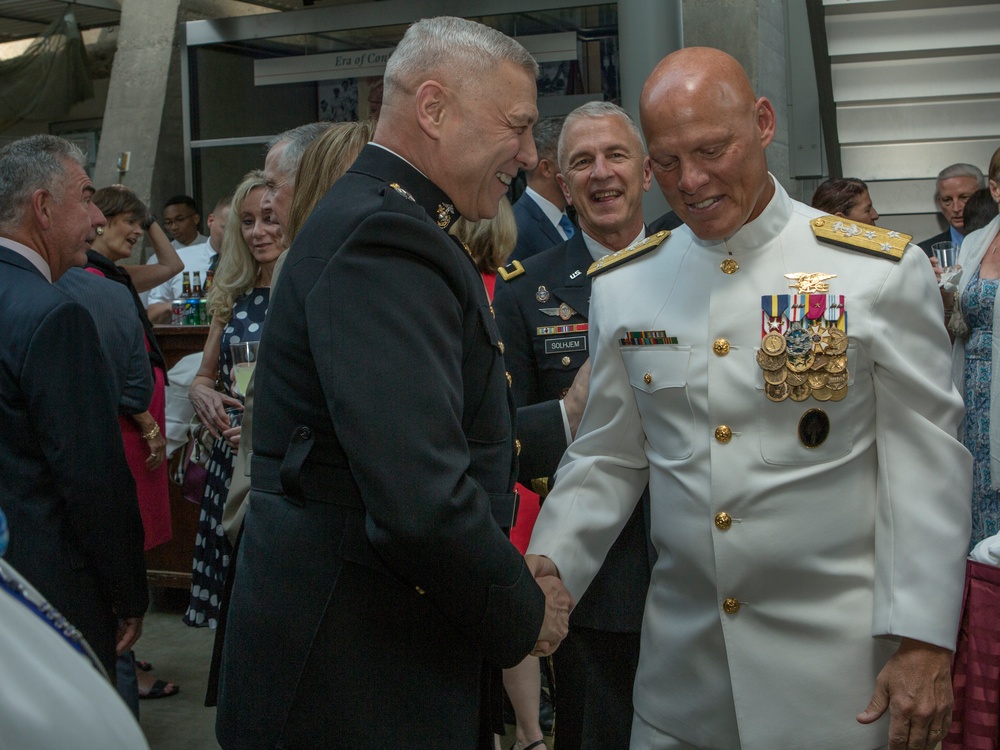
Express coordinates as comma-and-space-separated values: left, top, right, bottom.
161, 195, 206, 249
141, 195, 208, 305
917, 163, 986, 256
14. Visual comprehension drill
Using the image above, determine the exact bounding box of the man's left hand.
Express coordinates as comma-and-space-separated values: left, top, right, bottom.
115, 616, 144, 655
857, 637, 953, 749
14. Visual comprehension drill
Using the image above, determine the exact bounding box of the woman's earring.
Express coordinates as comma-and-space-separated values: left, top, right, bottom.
96, 226, 104, 235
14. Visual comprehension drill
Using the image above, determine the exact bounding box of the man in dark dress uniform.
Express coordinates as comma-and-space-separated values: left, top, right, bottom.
216, 17, 572, 750
494, 102, 667, 750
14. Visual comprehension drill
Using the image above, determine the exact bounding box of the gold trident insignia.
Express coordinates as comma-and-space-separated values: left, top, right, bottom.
785, 272, 837, 293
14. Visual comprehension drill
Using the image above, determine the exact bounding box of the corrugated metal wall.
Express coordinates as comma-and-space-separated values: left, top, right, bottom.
822, 0, 1000, 238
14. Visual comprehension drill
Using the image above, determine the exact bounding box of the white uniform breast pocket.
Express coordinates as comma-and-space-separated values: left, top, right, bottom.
755, 342, 868, 465
621, 346, 694, 460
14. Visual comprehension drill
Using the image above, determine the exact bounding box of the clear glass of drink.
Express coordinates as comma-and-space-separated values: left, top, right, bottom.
230, 341, 260, 398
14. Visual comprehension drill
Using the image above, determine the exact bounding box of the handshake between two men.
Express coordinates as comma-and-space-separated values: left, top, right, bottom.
526, 554, 573, 657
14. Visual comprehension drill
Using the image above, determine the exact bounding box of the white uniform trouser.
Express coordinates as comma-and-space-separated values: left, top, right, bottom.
629, 712, 890, 750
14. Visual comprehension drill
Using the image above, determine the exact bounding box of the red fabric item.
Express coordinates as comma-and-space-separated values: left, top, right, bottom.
510, 483, 541, 555
482, 271, 497, 300
118, 363, 172, 550
479, 271, 539, 552
86, 265, 172, 550
945, 559, 1000, 750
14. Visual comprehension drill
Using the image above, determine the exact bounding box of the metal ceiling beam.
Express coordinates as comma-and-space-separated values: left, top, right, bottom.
185, 0, 596, 46
0, 12, 49, 26
47, 0, 122, 11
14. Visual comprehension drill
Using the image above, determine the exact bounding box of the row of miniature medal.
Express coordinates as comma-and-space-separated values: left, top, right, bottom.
757, 291, 849, 403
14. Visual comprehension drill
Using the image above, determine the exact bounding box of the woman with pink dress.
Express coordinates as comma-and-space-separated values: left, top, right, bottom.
87, 184, 183, 701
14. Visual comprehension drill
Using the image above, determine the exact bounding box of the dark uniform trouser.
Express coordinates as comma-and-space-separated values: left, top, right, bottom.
553, 626, 641, 750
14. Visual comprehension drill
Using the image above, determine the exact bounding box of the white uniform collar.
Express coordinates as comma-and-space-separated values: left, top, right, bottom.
691, 174, 792, 256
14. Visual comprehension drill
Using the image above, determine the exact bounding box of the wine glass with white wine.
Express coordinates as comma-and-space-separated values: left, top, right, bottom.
230, 341, 260, 398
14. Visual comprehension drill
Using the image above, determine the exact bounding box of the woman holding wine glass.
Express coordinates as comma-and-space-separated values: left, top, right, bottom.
943, 146, 1000, 748
185, 171, 281, 629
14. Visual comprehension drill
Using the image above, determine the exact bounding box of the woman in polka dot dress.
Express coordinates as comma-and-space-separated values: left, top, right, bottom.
184, 171, 281, 628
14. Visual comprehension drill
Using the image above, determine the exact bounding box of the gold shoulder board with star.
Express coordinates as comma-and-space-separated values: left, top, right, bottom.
497, 259, 526, 281
810, 216, 911, 263
587, 230, 670, 278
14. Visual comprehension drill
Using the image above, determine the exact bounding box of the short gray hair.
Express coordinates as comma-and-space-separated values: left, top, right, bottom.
0, 135, 86, 231
557, 101, 645, 173
384, 16, 538, 103
266, 122, 334, 181
936, 163, 986, 197
531, 116, 565, 169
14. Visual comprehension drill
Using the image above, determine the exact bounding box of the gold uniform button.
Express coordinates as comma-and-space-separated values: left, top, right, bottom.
713, 338, 730, 356
415, 586, 426, 595
644, 371, 652, 384
506, 371, 512, 387
714, 425, 733, 443
562, 356, 571, 367
723, 597, 740, 614
490, 305, 496, 318
714, 512, 732, 530
515, 439, 521, 456
498, 341, 505, 354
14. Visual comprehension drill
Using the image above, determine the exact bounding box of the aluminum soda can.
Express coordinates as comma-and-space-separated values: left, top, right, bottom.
183, 298, 200, 325
171, 299, 185, 325
199, 298, 208, 325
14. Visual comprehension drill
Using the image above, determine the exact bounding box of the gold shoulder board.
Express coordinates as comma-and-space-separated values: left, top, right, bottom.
497, 259, 526, 281
587, 230, 670, 278
810, 216, 911, 263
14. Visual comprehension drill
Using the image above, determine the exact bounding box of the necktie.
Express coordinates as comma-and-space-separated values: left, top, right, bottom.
558, 214, 575, 239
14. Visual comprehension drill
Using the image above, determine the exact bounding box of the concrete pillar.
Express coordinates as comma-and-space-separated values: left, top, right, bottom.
683, 0, 796, 198
617, 0, 683, 221
93, 0, 182, 214
94, 0, 272, 264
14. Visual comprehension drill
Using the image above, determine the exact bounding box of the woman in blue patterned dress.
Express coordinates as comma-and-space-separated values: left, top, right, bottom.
949, 147, 1000, 550
944, 148, 1000, 749
184, 171, 281, 628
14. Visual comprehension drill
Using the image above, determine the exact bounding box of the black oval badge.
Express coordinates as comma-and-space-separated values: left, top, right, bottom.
798, 408, 830, 448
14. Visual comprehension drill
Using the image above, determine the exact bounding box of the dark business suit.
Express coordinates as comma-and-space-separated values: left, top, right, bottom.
216, 145, 546, 750
919, 227, 954, 258
0, 247, 148, 677
494, 232, 655, 750
513, 191, 565, 262
56, 268, 153, 415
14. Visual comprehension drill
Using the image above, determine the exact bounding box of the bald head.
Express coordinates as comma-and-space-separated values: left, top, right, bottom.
641, 48, 757, 121
640, 47, 776, 241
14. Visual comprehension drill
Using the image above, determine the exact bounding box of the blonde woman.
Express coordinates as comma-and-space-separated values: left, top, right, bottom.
283, 119, 376, 247
453, 200, 548, 750
221, 120, 376, 546
185, 171, 282, 628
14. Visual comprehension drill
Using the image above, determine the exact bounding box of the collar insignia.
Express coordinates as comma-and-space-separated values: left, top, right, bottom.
389, 183, 415, 202
436, 202, 456, 229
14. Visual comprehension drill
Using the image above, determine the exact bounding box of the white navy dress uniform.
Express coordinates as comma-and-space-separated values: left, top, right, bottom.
0, 557, 149, 750
527, 179, 972, 750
